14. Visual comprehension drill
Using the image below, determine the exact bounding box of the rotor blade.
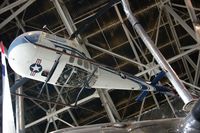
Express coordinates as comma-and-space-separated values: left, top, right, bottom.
1, 41, 16, 133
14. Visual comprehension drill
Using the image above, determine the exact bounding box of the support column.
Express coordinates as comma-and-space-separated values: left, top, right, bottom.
15, 74, 25, 133
0, 0, 35, 29
103, 90, 121, 121
97, 89, 116, 123
184, 0, 198, 25
184, 0, 200, 86
164, 8, 194, 84
51, 0, 90, 57
51, 0, 76, 36
121, 0, 194, 111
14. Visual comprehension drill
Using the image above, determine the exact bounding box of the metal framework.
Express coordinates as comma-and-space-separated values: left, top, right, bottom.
0, 0, 200, 132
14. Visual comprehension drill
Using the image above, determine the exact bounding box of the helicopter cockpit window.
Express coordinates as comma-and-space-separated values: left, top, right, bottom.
77, 58, 83, 66
45, 33, 66, 44
84, 60, 89, 69
69, 52, 75, 63
56, 64, 94, 87
25, 32, 40, 43
56, 66, 73, 85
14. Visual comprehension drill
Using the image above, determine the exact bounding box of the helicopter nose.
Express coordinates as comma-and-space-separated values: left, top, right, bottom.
8, 34, 28, 55
8, 31, 41, 55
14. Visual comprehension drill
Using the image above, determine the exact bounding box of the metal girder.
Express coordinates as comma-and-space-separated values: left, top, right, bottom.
102, 90, 122, 121
115, 4, 160, 109
164, 95, 178, 118
85, 42, 147, 68
97, 89, 116, 123
55, 116, 75, 127
182, 80, 200, 91
15, 74, 25, 133
25, 92, 99, 128
53, 86, 79, 126
6, 1, 26, 33
0, 0, 35, 30
183, 0, 200, 86
165, 8, 194, 83
164, 5, 197, 42
171, 3, 200, 12
121, 0, 193, 110
193, 53, 200, 85
184, 0, 198, 24
137, 97, 145, 121
0, 0, 28, 15
51, 0, 75, 36
135, 43, 199, 76
184, 55, 197, 70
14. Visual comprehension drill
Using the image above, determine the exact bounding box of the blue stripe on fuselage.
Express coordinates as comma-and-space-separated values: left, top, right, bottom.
48, 39, 87, 59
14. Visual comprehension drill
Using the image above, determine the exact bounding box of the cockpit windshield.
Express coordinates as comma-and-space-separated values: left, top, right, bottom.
25, 32, 40, 43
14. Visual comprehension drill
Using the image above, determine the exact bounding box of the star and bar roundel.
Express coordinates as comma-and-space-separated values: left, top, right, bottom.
30, 59, 42, 76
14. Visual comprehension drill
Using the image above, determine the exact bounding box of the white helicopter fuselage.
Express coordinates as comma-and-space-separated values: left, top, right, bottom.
8, 31, 153, 91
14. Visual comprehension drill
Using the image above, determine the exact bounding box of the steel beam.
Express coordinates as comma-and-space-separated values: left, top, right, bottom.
164, 5, 197, 42
15, 74, 25, 133
53, 86, 79, 126
0, 0, 28, 15
25, 92, 99, 128
85, 42, 147, 68
184, 55, 197, 70
115, 4, 160, 109
0, 0, 35, 30
165, 8, 194, 83
51, 0, 75, 36
165, 95, 178, 118
103, 90, 122, 121
193, 53, 200, 85
97, 89, 116, 123
6, 0, 26, 33
183, 0, 200, 86
184, 0, 198, 24
137, 97, 145, 121
55, 117, 75, 127
135, 44, 200, 77
182, 80, 200, 91
121, 0, 194, 111
171, 3, 200, 12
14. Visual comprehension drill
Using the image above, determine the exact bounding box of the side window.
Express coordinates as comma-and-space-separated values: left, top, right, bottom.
69, 52, 75, 63
77, 58, 83, 66
84, 60, 89, 69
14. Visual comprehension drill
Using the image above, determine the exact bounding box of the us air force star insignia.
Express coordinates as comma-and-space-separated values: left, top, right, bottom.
30, 64, 42, 73
30, 59, 42, 76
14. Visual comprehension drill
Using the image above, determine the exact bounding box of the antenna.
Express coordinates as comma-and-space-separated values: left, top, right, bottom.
43, 25, 54, 34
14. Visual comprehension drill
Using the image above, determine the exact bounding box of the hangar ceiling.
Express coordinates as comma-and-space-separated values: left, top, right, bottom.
0, 0, 200, 132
